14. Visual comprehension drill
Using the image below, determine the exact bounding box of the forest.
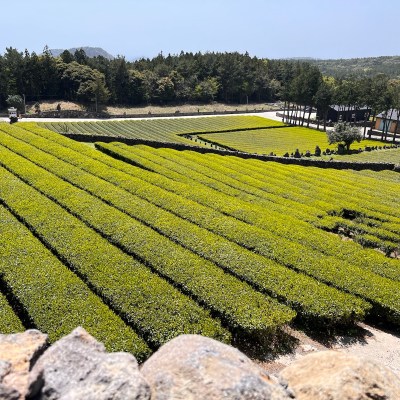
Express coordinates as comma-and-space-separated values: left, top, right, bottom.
1, 47, 400, 130
308, 56, 400, 79
0, 47, 292, 107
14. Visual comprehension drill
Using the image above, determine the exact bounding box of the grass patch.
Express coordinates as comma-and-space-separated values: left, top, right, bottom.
199, 126, 381, 156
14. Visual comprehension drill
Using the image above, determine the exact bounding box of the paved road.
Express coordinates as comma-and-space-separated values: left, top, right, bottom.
0, 111, 282, 123
0, 111, 352, 136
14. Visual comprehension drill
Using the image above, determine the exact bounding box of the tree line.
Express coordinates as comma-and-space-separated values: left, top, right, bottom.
308, 56, 400, 79
0, 47, 292, 109
1, 47, 399, 136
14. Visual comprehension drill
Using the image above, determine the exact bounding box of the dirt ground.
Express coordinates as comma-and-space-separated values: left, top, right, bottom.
258, 323, 400, 377
18, 100, 279, 115
105, 102, 279, 115
20, 100, 280, 116
25, 100, 84, 113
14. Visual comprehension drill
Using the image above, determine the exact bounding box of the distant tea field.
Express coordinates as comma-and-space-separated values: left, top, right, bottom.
39, 116, 386, 157
198, 126, 380, 155
329, 147, 400, 164
39, 115, 285, 146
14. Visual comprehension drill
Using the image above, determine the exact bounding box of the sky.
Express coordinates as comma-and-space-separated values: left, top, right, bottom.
2, 0, 399, 60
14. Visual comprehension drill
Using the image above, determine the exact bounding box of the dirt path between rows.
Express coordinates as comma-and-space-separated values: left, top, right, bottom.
258, 323, 400, 377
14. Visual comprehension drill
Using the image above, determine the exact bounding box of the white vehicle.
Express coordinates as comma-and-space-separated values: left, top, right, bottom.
8, 107, 18, 123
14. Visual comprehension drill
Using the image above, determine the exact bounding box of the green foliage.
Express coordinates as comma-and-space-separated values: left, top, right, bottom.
155, 76, 175, 102
1, 47, 400, 118
0, 125, 367, 327
194, 77, 220, 102
327, 122, 363, 151
35, 126, 396, 270
2, 121, 400, 338
6, 95, 23, 111
0, 134, 229, 348
0, 291, 24, 334
39, 116, 383, 156
0, 128, 295, 338
308, 56, 400, 79
198, 126, 377, 156
0, 49, 303, 107
22, 122, 399, 281
314, 81, 333, 118
58, 61, 109, 106
89, 142, 400, 324
0, 205, 150, 357
39, 115, 286, 145
0, 125, 294, 340
331, 147, 400, 163
59, 50, 74, 63
77, 72, 110, 106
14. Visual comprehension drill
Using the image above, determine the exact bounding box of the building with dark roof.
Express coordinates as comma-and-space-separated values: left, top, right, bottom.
317, 105, 370, 122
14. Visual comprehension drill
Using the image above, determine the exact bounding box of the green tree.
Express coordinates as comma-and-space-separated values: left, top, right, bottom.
327, 122, 362, 152
288, 63, 321, 126
59, 50, 74, 64
127, 69, 146, 104
381, 79, 400, 141
387, 79, 400, 142
74, 48, 88, 65
333, 78, 362, 122
112, 57, 130, 103
314, 79, 334, 131
39, 47, 60, 99
155, 76, 175, 103
194, 77, 220, 103
23, 51, 42, 98
0, 55, 8, 107
76, 70, 110, 110
142, 70, 158, 104
57, 61, 109, 108
360, 74, 389, 137
3, 47, 25, 95
6, 95, 24, 113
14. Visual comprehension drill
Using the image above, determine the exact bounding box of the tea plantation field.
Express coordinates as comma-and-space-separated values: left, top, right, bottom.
39, 115, 285, 145
39, 116, 385, 157
329, 147, 400, 164
0, 121, 399, 361
198, 126, 380, 155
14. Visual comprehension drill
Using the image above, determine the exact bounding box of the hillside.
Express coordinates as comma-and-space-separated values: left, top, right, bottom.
307, 56, 400, 78
0, 120, 399, 361
49, 46, 114, 59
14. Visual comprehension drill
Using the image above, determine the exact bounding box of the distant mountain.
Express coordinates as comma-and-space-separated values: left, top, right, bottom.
49, 47, 114, 60
285, 57, 316, 61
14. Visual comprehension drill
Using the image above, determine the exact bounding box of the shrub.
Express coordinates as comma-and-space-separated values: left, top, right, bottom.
327, 122, 362, 152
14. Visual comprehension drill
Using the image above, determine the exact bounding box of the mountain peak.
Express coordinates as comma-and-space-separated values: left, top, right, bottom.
49, 46, 114, 60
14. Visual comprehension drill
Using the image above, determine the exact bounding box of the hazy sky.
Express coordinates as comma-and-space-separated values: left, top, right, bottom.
2, 0, 399, 60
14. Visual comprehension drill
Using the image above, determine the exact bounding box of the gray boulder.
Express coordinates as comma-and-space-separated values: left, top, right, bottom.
280, 350, 400, 400
141, 334, 294, 400
27, 327, 150, 400
0, 330, 48, 400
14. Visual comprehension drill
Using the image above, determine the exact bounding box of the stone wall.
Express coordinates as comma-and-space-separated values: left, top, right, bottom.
1, 328, 399, 399
91, 139, 399, 172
